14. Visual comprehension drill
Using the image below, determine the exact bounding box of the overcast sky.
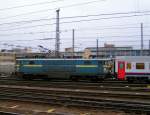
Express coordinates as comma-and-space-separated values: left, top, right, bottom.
0, 0, 149, 51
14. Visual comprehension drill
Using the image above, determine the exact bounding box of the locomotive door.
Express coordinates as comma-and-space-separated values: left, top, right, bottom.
118, 61, 125, 80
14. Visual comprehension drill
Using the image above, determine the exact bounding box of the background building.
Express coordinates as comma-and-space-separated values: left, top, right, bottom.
85, 44, 150, 58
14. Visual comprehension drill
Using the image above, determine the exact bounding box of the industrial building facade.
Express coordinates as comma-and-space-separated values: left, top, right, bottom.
84, 47, 150, 58
63, 44, 150, 58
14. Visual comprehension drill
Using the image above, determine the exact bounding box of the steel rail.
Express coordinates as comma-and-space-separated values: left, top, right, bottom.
0, 86, 150, 101
0, 80, 149, 93
0, 111, 21, 115
0, 79, 148, 88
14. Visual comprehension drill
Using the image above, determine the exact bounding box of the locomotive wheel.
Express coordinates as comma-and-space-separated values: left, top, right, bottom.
22, 75, 33, 80
90, 76, 104, 82
42, 77, 51, 81
70, 76, 79, 82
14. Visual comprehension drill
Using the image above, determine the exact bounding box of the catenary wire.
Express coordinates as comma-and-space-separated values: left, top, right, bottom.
0, 12, 150, 31
0, 0, 104, 20
0, 10, 149, 26
0, 0, 64, 11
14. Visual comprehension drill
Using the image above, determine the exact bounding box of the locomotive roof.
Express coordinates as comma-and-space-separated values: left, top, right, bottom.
16, 58, 111, 61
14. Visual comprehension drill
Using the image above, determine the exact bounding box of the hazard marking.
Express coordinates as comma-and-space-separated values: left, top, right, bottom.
9, 105, 19, 108
80, 113, 90, 115
147, 85, 150, 88
47, 108, 55, 113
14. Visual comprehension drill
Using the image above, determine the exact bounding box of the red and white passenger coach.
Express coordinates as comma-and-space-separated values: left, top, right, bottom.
115, 56, 150, 82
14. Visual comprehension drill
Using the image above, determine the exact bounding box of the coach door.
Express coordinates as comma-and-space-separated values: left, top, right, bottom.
118, 61, 125, 80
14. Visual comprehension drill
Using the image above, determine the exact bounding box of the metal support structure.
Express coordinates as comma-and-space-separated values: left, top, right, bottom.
149, 40, 150, 56
72, 29, 75, 58
96, 39, 98, 58
55, 9, 60, 58
141, 23, 143, 56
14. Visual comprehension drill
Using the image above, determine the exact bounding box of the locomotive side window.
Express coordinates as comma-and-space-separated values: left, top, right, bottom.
136, 63, 145, 69
127, 63, 131, 70
29, 61, 35, 65
84, 61, 91, 65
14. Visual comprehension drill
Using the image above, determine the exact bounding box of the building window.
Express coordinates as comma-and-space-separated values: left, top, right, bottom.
127, 63, 131, 70
136, 63, 145, 69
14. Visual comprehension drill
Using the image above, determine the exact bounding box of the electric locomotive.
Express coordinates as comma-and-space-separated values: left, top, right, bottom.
16, 58, 112, 81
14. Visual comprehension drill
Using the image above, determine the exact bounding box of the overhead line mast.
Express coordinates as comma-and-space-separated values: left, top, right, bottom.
72, 29, 75, 58
141, 23, 143, 56
55, 9, 60, 58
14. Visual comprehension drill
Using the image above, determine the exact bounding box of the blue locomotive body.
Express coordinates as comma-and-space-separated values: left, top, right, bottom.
16, 59, 110, 80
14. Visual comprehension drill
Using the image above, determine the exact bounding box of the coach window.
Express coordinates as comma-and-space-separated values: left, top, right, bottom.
136, 63, 145, 69
127, 63, 131, 70
119, 63, 124, 69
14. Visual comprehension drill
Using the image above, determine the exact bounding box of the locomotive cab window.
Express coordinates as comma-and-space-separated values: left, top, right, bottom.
16, 60, 21, 64
136, 63, 145, 69
127, 63, 131, 70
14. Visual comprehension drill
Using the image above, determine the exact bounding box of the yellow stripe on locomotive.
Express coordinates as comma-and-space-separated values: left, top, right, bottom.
23, 65, 43, 67
76, 65, 98, 68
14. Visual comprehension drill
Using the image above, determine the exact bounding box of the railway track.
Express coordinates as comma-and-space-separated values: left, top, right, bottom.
0, 77, 148, 86
0, 85, 150, 114
0, 79, 149, 93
